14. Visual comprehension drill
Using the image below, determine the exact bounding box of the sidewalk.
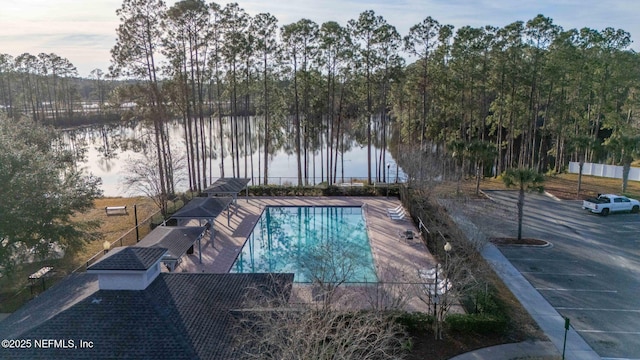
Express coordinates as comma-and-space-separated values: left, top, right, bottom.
449, 340, 560, 360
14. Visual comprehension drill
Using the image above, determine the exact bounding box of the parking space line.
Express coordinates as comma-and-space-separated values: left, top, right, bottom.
536, 288, 618, 293
508, 258, 579, 262
521, 272, 596, 277
578, 330, 640, 335
557, 307, 640, 312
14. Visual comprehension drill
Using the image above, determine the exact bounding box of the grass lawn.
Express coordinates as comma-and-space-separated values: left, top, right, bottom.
432, 172, 640, 201
0, 196, 158, 313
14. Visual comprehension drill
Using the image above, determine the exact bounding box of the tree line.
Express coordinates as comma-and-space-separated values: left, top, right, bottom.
3, 0, 640, 209
0, 53, 127, 126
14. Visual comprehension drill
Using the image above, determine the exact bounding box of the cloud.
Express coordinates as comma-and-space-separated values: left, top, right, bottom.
1, 0, 639, 77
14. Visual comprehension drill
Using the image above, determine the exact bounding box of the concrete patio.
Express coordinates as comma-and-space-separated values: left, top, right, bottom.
176, 196, 441, 311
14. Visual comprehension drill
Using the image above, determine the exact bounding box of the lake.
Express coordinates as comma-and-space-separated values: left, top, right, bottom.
62, 118, 405, 197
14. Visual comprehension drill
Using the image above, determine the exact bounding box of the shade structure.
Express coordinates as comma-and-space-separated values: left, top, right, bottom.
137, 225, 208, 270
170, 197, 233, 248
203, 178, 251, 214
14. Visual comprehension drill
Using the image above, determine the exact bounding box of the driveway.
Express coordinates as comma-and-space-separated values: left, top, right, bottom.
447, 190, 640, 359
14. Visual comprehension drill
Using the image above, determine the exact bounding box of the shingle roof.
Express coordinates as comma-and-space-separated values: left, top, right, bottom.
202, 178, 251, 195
170, 197, 233, 219
0, 272, 294, 360
87, 247, 167, 271
0, 273, 99, 341
136, 226, 207, 261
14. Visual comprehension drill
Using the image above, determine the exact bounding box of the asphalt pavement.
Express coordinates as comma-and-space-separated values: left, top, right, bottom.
444, 190, 640, 359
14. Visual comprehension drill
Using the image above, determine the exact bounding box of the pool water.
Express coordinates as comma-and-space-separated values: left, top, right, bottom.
231, 206, 378, 283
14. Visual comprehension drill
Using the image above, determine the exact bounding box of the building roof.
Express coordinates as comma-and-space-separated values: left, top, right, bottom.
202, 178, 251, 195
0, 272, 294, 360
87, 247, 167, 271
170, 197, 233, 219
136, 226, 207, 261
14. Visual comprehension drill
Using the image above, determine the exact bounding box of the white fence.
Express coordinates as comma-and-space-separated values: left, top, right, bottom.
568, 162, 640, 181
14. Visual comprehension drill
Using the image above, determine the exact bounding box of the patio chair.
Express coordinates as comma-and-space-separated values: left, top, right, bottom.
418, 266, 442, 281
388, 209, 405, 217
418, 268, 450, 295
389, 211, 406, 220
387, 205, 403, 214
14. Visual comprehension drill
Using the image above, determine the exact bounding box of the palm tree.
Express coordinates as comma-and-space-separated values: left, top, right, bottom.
502, 168, 544, 241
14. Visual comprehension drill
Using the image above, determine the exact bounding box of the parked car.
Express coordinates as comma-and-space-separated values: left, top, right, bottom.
582, 194, 640, 216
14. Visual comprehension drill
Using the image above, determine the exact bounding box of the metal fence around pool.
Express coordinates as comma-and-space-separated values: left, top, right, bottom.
224, 176, 408, 186
72, 209, 161, 274
288, 280, 454, 314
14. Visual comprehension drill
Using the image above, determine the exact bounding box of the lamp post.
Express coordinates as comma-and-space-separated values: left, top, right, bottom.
386, 162, 391, 198
444, 241, 452, 289
435, 241, 453, 340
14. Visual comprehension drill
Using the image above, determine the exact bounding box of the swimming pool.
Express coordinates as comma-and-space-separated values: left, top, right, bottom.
231, 206, 378, 283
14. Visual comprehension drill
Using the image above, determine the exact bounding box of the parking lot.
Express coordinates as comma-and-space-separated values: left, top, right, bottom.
455, 190, 640, 359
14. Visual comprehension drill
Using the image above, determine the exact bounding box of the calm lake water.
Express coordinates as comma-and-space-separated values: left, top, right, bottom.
62, 119, 405, 197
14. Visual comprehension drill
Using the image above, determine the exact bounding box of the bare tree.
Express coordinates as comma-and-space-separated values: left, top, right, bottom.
235, 278, 409, 360
121, 150, 187, 210
410, 240, 484, 339
297, 237, 374, 309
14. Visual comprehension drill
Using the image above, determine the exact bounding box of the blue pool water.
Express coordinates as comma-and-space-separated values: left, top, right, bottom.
231, 206, 378, 283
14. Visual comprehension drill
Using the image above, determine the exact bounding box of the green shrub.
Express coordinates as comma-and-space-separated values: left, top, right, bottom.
462, 288, 502, 315
149, 213, 165, 229
445, 313, 508, 334
167, 199, 184, 214
247, 184, 400, 197
396, 312, 434, 333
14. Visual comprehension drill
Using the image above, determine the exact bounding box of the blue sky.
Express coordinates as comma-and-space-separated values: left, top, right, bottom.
1, 0, 638, 77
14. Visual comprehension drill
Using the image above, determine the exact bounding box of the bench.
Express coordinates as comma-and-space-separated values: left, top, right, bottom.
105, 206, 128, 216
28, 266, 54, 294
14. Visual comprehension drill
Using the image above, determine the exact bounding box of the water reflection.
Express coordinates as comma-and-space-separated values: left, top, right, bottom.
232, 206, 377, 283
61, 118, 406, 197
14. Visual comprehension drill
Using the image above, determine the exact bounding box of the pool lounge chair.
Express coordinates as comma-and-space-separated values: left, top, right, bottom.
387, 205, 403, 214
389, 211, 406, 220
388, 208, 405, 216
418, 266, 442, 281
418, 267, 452, 295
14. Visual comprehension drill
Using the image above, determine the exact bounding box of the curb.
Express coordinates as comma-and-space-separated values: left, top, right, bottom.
448, 340, 559, 360
544, 191, 562, 201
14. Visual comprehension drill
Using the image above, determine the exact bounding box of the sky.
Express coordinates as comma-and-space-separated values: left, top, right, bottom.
1, 0, 639, 77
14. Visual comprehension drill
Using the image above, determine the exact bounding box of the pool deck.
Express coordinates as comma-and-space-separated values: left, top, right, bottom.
177, 197, 439, 311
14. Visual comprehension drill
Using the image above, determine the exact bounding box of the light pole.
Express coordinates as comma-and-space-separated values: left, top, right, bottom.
435, 241, 452, 340
444, 241, 452, 289
386, 162, 391, 198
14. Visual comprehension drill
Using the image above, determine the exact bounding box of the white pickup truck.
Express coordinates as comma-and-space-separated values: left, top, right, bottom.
582, 194, 640, 216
